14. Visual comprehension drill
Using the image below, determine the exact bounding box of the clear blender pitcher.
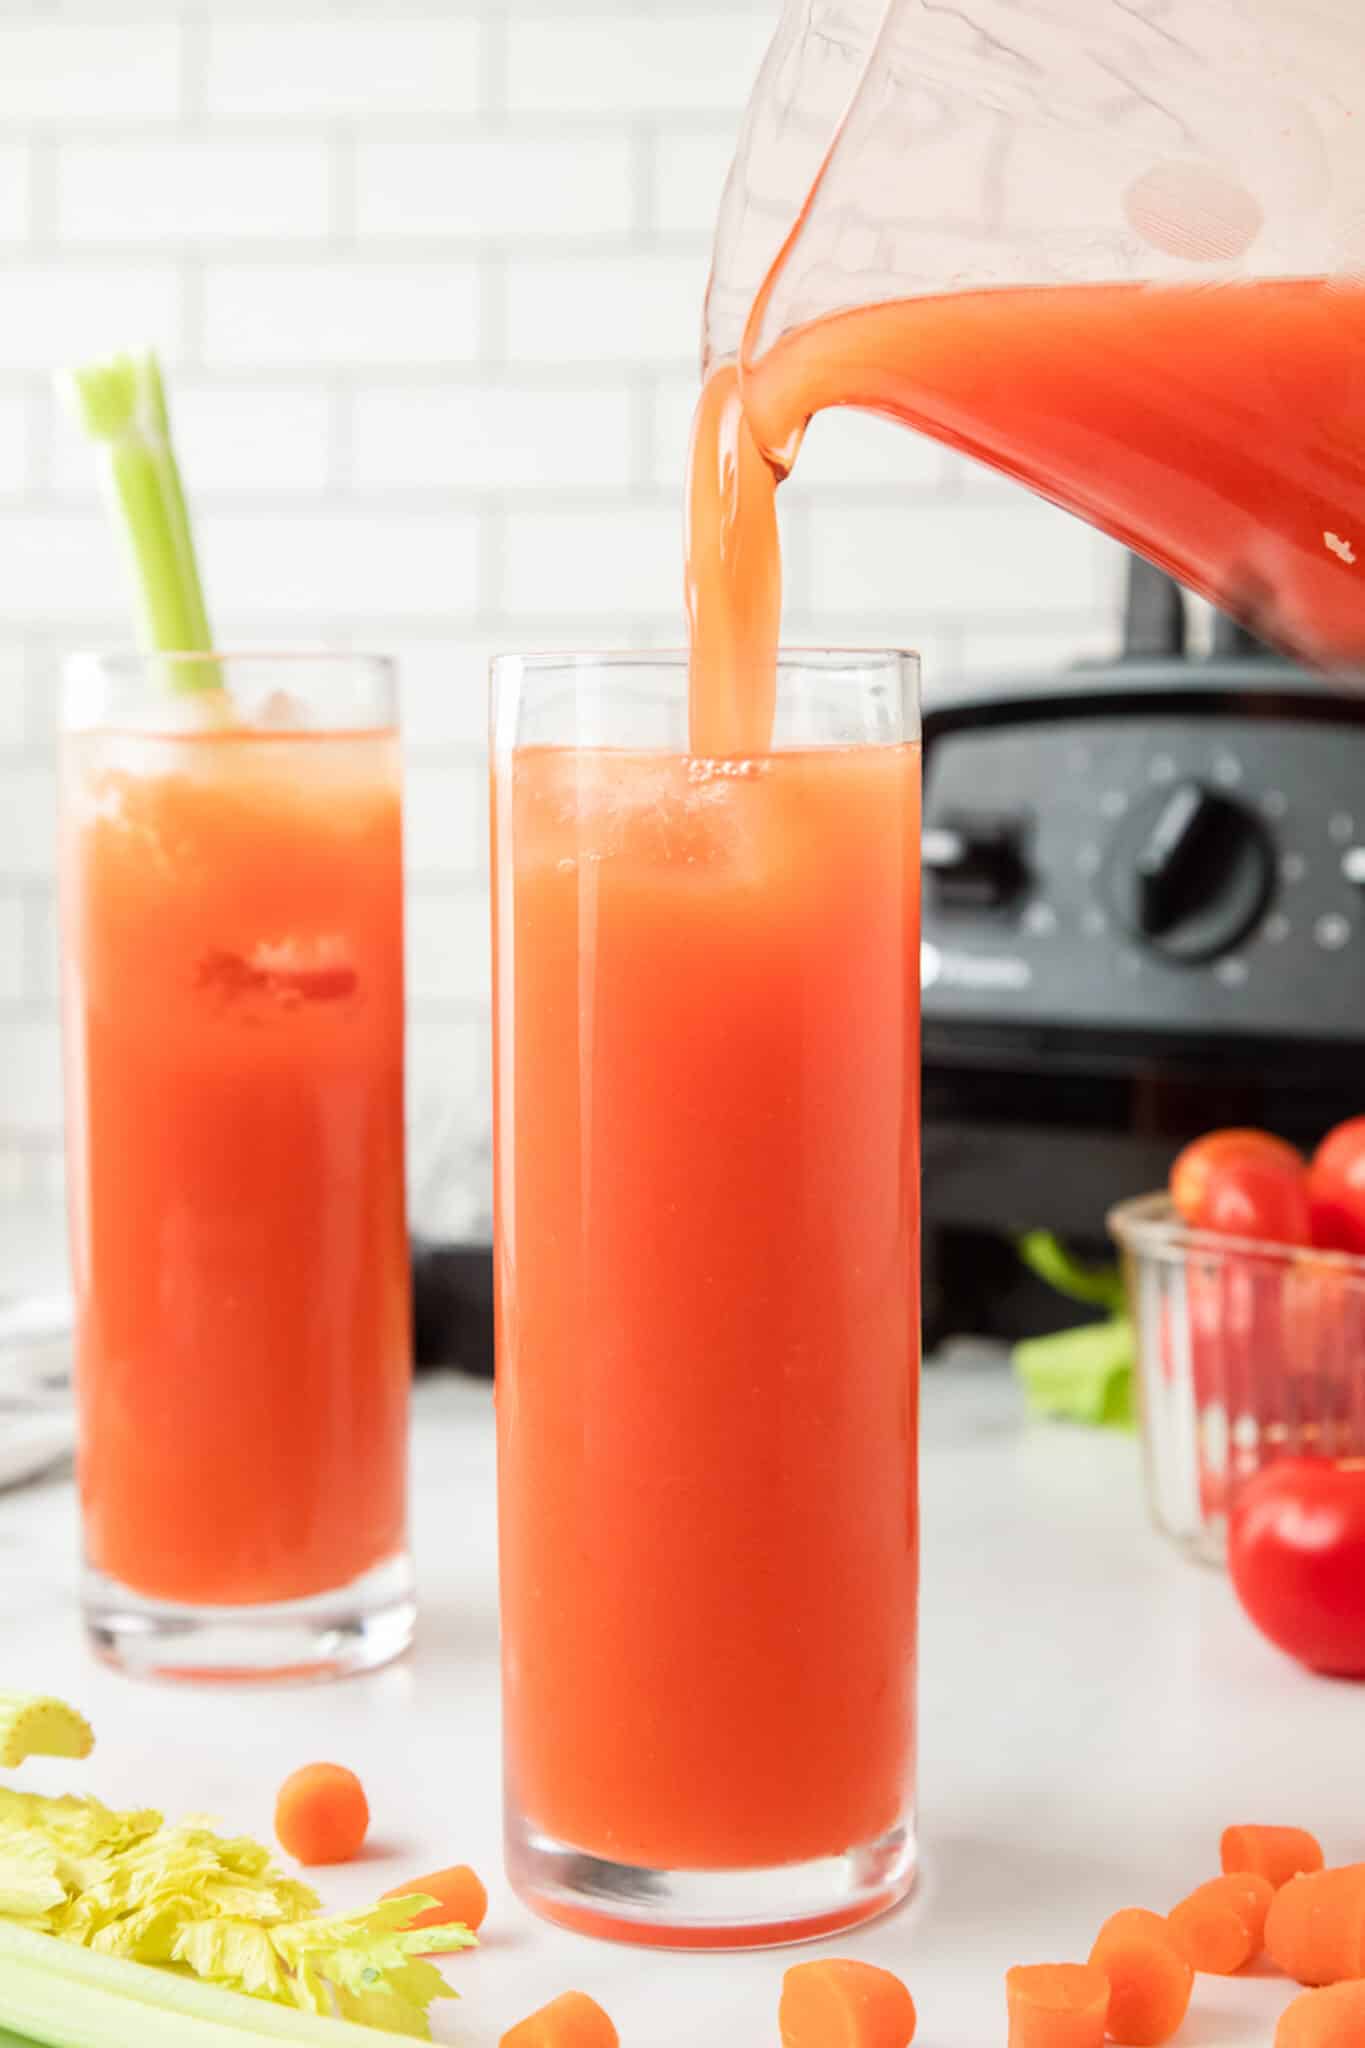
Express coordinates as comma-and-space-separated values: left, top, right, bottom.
705, 0, 1365, 669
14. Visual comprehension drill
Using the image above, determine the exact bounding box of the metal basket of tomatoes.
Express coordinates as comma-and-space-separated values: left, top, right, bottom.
1109, 1122, 1365, 1567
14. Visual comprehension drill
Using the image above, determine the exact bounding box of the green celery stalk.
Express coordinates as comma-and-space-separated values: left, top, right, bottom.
56, 352, 221, 697
0, 1928, 417, 2047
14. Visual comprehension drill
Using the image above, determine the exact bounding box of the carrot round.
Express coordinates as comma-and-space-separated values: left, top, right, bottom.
1276, 1981, 1365, 2048
1168, 1872, 1275, 1974
779, 1958, 917, 2047
1265, 1865, 1365, 1986
381, 1863, 488, 1937
499, 1990, 619, 2048
273, 1762, 369, 1866
1088, 1907, 1194, 2045
1005, 1962, 1109, 2048
1222, 1825, 1325, 1890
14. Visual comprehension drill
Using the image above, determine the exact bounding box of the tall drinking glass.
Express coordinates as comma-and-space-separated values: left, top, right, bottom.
61, 652, 413, 1681
492, 650, 921, 1946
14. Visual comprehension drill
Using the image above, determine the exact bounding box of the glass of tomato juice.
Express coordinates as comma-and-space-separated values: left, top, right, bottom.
491, 650, 921, 1945
60, 652, 413, 1681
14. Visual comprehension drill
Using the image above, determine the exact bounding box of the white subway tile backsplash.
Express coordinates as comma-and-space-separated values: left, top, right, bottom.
0, 265, 183, 372
0, 1017, 62, 1138
506, 252, 703, 365
198, 509, 481, 623
396, 629, 630, 750
0, 145, 31, 243
404, 758, 485, 881
205, 19, 483, 119
500, 501, 680, 617
507, 12, 773, 116
53, 383, 334, 498
0, 514, 124, 620
357, 136, 634, 243
648, 374, 700, 489
0, 764, 57, 880
23, 884, 57, 1008
0, 393, 31, 498
0, 23, 180, 122
0, 649, 27, 747
806, 499, 1120, 618
652, 127, 735, 239
793, 409, 952, 492
0, 0, 1126, 1178
202, 262, 482, 368
408, 1005, 490, 1147
56, 139, 332, 244
350, 379, 633, 492
960, 615, 1120, 678
0, 893, 24, 1006
396, 638, 494, 751
406, 887, 490, 1004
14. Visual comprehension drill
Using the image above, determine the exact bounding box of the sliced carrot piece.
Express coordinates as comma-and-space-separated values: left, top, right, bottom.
1088, 1907, 1194, 2045
381, 1863, 488, 1937
1265, 1865, 1365, 1986
1005, 1962, 1109, 2048
1168, 1872, 1275, 1974
499, 1990, 619, 2048
779, 1958, 917, 2047
1276, 1981, 1365, 2048
273, 1762, 369, 1866
1222, 1825, 1325, 1890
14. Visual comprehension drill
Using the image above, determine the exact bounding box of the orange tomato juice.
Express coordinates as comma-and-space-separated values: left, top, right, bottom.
494, 741, 920, 1870
61, 726, 410, 1608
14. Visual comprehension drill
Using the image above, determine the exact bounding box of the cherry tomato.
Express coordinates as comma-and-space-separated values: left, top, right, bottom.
1308, 1117, 1365, 1255
1228, 1459, 1365, 1677
1170, 1129, 1310, 1245
1171, 1129, 1303, 1223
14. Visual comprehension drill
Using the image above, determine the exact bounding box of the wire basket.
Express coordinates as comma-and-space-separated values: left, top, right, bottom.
1109, 1193, 1365, 1565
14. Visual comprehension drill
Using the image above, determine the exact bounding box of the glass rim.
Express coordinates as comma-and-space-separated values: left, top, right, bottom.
65, 646, 395, 677
490, 645, 919, 679
62, 647, 397, 736
490, 646, 920, 754
1109, 1190, 1365, 1277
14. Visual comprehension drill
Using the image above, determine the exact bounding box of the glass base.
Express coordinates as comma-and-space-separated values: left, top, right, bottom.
506, 1812, 917, 1950
83, 1552, 415, 1683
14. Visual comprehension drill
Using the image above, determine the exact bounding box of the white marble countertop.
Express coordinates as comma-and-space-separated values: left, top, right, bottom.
1, 1323, 1356, 2048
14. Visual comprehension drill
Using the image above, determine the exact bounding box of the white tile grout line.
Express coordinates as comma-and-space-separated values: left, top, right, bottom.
178, 11, 204, 121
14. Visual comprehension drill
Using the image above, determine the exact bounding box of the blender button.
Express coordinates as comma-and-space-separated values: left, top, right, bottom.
1263, 912, 1291, 944
1023, 901, 1056, 936
1280, 852, 1308, 883
1100, 789, 1127, 817
1215, 957, 1248, 986
1315, 913, 1351, 951
1149, 754, 1177, 783
1213, 753, 1242, 786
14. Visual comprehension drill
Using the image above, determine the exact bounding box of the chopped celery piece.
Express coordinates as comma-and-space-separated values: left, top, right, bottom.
56, 352, 221, 695
0, 1793, 473, 2038
0, 1922, 466, 2044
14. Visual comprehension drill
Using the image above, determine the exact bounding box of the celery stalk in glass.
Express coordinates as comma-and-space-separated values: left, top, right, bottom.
56, 353, 221, 698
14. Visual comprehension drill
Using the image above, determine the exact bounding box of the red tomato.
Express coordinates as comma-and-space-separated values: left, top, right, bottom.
1308, 1117, 1365, 1255
1170, 1129, 1310, 1245
1228, 1460, 1365, 1677
1171, 1129, 1304, 1225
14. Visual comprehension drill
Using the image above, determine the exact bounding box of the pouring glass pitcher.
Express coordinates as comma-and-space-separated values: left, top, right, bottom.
705, 0, 1365, 669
